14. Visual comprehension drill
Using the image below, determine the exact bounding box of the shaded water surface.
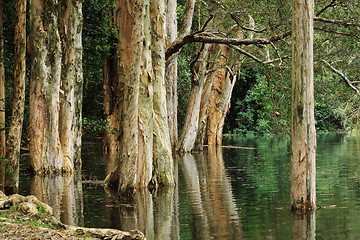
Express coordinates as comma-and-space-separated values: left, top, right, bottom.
18, 133, 360, 239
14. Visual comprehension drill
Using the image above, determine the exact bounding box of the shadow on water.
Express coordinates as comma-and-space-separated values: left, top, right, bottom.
12, 133, 360, 239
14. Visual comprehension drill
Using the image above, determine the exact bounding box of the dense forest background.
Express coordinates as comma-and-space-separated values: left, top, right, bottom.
2, 0, 360, 139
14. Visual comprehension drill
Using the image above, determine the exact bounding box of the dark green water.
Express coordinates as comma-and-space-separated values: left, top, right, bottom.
19, 133, 360, 239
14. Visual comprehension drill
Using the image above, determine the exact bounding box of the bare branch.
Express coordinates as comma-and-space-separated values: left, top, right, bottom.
316, 0, 337, 17
322, 59, 360, 96
166, 30, 291, 60
315, 16, 360, 28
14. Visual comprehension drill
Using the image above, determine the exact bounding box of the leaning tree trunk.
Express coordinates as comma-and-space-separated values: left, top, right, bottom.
4, 0, 26, 194
206, 44, 235, 146
165, 0, 178, 152
290, 0, 316, 211
151, 0, 175, 186
59, 0, 83, 167
104, 0, 145, 196
177, 44, 210, 153
29, 0, 72, 174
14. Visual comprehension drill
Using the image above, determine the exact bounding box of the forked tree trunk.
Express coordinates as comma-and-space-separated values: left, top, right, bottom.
29, 0, 72, 174
59, 0, 83, 166
290, 0, 316, 211
151, 0, 174, 186
177, 44, 210, 153
165, 0, 178, 152
4, 0, 26, 194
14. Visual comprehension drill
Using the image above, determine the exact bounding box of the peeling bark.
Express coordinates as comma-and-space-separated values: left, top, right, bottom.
59, 0, 83, 166
290, 0, 316, 212
29, 0, 72, 174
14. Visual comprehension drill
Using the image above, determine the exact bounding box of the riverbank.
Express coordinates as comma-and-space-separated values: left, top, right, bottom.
0, 191, 145, 239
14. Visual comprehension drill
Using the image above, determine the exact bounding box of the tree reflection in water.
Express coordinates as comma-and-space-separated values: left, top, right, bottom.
30, 170, 84, 226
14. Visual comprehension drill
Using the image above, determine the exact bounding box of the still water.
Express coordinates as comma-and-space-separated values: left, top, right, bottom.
18, 133, 360, 239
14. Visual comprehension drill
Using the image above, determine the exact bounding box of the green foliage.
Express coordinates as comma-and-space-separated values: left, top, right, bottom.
83, 0, 118, 119
82, 118, 108, 135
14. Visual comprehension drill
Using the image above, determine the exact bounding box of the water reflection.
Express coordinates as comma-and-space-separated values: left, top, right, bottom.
179, 146, 242, 239
30, 171, 84, 226
291, 211, 316, 240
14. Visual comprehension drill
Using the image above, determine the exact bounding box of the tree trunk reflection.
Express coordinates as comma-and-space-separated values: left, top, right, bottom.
291, 211, 316, 240
179, 146, 242, 239
30, 171, 84, 226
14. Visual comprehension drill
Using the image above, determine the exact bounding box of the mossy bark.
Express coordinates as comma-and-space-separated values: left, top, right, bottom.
5, 0, 27, 194
290, 0, 316, 212
29, 0, 72, 174
59, 0, 84, 166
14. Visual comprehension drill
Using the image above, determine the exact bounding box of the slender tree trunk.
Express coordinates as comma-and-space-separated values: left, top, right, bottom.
151, 0, 175, 186
177, 44, 210, 153
290, 0, 316, 211
103, 53, 121, 154
0, 0, 5, 191
104, 0, 145, 196
59, 0, 84, 166
165, 0, 178, 152
29, 0, 72, 174
4, 0, 26, 194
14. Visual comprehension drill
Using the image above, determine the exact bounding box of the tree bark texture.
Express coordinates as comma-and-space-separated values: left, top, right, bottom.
206, 44, 236, 146
151, 0, 175, 186
29, 0, 72, 174
104, 0, 145, 196
103, 54, 121, 155
165, 0, 178, 152
290, 0, 316, 211
5, 0, 27, 194
0, 0, 5, 191
177, 44, 210, 153
59, 0, 84, 166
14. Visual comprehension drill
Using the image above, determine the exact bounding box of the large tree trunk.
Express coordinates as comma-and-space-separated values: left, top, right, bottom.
4, 0, 26, 194
290, 0, 316, 211
165, 0, 178, 152
59, 0, 84, 166
151, 0, 174, 186
104, 0, 144, 196
29, 0, 72, 174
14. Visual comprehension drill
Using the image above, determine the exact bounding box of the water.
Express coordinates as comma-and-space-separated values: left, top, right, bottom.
18, 133, 360, 239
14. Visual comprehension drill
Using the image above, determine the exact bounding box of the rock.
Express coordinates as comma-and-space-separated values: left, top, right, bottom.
19, 202, 39, 216
9, 194, 25, 205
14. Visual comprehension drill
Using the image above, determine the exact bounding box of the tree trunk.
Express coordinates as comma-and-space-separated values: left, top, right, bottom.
29, 0, 72, 174
104, 0, 144, 196
151, 0, 174, 186
165, 0, 178, 152
177, 44, 210, 153
138, 0, 153, 188
103, 53, 121, 155
4, 0, 26, 194
59, 0, 84, 166
206, 44, 236, 146
0, 0, 5, 191
290, 0, 316, 211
